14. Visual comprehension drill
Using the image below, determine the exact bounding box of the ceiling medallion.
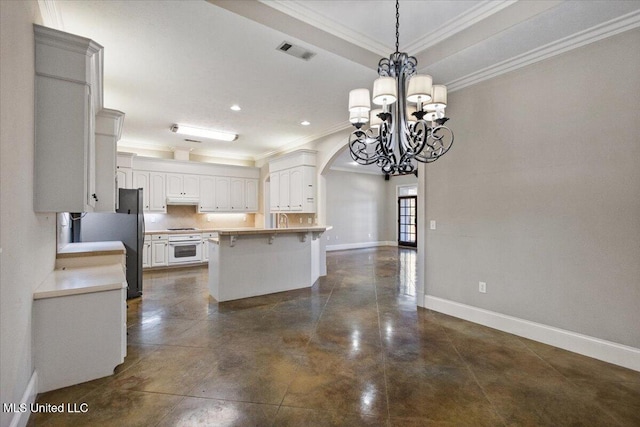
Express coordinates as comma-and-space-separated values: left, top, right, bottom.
347, 0, 454, 175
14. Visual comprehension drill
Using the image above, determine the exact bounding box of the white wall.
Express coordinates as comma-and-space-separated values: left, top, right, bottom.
423, 28, 640, 349
0, 2, 57, 427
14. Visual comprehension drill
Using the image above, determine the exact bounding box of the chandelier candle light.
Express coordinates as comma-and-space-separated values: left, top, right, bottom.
348, 0, 454, 175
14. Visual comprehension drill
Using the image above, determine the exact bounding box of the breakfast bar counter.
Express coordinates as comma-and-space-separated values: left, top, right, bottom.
207, 226, 328, 302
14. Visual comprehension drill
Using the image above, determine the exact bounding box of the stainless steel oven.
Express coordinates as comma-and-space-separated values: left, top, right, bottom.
168, 233, 202, 264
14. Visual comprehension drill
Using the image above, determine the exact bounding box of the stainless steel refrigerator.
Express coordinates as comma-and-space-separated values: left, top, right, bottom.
74, 188, 145, 299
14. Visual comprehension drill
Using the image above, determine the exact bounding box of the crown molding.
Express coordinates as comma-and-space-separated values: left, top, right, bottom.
404, 0, 517, 55
263, 1, 516, 59
37, 0, 64, 30
447, 9, 640, 92
118, 140, 256, 163
255, 121, 351, 161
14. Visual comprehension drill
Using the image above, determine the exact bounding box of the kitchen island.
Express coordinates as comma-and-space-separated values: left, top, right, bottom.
208, 226, 327, 302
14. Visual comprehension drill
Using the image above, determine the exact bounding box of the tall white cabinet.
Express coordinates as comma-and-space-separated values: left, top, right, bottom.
95, 109, 125, 212
34, 24, 113, 213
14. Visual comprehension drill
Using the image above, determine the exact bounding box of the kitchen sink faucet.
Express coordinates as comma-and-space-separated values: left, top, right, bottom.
278, 213, 289, 228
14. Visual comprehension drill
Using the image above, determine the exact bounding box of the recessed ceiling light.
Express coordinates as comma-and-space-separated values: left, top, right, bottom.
230, 105, 241, 111
170, 124, 237, 142
300, 120, 311, 126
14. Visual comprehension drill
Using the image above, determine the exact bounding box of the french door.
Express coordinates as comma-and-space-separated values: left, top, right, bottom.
398, 195, 417, 247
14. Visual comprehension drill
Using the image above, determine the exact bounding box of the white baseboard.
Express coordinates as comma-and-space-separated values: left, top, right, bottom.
9, 370, 38, 427
326, 241, 396, 252
425, 295, 640, 372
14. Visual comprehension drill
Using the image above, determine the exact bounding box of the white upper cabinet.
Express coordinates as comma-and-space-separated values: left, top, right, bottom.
132, 171, 165, 213
269, 166, 316, 213
245, 179, 258, 212
127, 157, 260, 213
270, 172, 281, 212
183, 175, 200, 198
166, 173, 200, 199
149, 172, 166, 212
289, 167, 303, 211
198, 176, 216, 213
229, 178, 258, 211
132, 171, 150, 211
279, 170, 291, 211
34, 25, 105, 212
269, 150, 316, 213
215, 177, 231, 211
230, 178, 245, 211
116, 153, 134, 191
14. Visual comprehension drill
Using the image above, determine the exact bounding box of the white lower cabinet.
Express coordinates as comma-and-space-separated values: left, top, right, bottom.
201, 232, 216, 262
33, 263, 126, 393
150, 234, 168, 267
142, 236, 151, 268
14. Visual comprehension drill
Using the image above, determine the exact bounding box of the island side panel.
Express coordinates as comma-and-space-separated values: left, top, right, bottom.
208, 239, 221, 300
211, 232, 313, 302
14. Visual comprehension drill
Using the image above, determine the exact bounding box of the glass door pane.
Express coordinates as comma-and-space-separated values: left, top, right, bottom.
398, 196, 417, 247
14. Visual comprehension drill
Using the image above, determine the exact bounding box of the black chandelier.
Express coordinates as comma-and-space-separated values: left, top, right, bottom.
347, 0, 454, 175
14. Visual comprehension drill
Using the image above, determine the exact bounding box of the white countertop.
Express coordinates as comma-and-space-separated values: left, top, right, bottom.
57, 241, 126, 258
146, 226, 330, 236
34, 264, 127, 300
213, 226, 328, 236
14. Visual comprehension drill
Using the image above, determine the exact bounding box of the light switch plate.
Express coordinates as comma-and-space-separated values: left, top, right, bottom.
430, 220, 436, 230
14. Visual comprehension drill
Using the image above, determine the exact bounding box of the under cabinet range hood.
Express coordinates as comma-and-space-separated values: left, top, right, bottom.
166, 197, 199, 206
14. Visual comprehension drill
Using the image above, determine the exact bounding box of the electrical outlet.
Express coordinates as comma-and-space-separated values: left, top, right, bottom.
308, 217, 312, 224
299, 218, 302, 224
479, 281, 487, 293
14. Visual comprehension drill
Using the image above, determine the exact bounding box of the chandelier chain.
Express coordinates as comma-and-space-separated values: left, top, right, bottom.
395, 0, 400, 53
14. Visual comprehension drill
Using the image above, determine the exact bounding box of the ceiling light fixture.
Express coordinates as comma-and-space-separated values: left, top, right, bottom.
230, 105, 241, 111
300, 120, 311, 126
170, 124, 237, 142
347, 0, 454, 175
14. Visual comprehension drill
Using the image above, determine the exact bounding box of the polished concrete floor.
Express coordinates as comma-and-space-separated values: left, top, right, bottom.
31, 247, 639, 426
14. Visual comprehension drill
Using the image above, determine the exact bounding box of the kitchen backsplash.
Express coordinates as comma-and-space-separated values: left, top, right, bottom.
144, 205, 256, 231
275, 213, 317, 227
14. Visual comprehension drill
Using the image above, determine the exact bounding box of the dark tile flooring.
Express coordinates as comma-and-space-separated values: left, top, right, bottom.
30, 247, 639, 426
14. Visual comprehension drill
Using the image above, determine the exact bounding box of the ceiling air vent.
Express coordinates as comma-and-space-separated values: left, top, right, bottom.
276, 41, 316, 61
